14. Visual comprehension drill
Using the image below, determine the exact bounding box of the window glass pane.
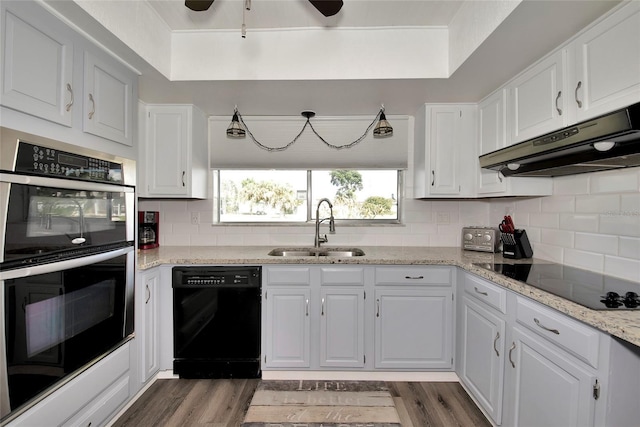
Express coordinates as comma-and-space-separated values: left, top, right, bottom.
311, 170, 398, 220
219, 170, 308, 222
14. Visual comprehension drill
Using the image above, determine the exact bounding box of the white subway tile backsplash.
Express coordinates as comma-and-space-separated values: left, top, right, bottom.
604, 256, 640, 282
590, 169, 639, 194
541, 229, 574, 248
529, 213, 560, 229
599, 214, 640, 237
429, 233, 459, 247
159, 200, 188, 212
619, 237, 640, 260
564, 248, 604, 272
524, 227, 541, 243
621, 193, 640, 214
553, 174, 590, 195
163, 233, 190, 246
541, 196, 575, 213
190, 233, 218, 246
575, 195, 620, 213
559, 213, 600, 232
515, 197, 542, 213
574, 232, 618, 256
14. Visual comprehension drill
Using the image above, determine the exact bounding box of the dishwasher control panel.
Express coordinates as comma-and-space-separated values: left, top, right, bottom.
173, 266, 261, 288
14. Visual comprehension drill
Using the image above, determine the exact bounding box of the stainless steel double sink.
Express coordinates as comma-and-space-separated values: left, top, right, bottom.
268, 247, 365, 257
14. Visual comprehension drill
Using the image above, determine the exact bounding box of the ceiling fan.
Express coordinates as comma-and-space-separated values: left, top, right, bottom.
185, 0, 344, 17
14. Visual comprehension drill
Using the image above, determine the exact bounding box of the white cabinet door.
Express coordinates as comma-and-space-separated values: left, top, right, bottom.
141, 268, 160, 383
143, 105, 207, 198
374, 288, 452, 369
459, 296, 506, 425
264, 288, 311, 368
571, 1, 640, 122
414, 104, 476, 198
319, 287, 365, 368
477, 90, 508, 194
504, 327, 597, 427
1, 3, 74, 127
83, 51, 134, 146
508, 50, 566, 144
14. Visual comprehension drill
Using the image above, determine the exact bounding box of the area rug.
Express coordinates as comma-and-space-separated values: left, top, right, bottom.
241, 380, 402, 427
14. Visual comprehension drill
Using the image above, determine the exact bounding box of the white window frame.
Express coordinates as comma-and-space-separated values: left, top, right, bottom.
212, 170, 403, 225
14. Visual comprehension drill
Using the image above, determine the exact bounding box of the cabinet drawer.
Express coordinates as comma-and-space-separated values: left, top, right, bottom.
516, 297, 600, 368
464, 273, 507, 314
266, 267, 310, 285
320, 267, 364, 285
375, 267, 451, 285
66, 375, 130, 427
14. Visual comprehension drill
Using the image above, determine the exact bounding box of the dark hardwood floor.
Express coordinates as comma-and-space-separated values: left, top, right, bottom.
112, 379, 490, 427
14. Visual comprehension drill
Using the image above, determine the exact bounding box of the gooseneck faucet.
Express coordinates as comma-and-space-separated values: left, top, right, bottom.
314, 198, 335, 248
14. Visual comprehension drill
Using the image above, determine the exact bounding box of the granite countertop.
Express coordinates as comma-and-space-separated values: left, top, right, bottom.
137, 245, 640, 347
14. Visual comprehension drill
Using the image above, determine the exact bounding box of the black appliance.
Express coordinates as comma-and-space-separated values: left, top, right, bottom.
0, 127, 136, 423
474, 262, 640, 310
138, 211, 159, 250
172, 266, 262, 379
479, 102, 640, 177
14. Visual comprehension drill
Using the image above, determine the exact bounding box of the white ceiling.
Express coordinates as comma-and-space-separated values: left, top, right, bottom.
147, 0, 465, 31
47, 0, 621, 117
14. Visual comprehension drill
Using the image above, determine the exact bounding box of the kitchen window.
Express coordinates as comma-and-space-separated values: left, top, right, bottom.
214, 169, 401, 224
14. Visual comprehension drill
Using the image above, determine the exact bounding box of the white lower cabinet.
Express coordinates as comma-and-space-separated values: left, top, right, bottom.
264, 287, 311, 368
459, 296, 506, 425
320, 287, 365, 368
263, 265, 453, 372
374, 289, 453, 369
504, 326, 597, 427
458, 272, 609, 427
136, 267, 160, 384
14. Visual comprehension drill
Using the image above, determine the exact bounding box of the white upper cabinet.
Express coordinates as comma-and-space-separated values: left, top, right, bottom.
570, 1, 640, 123
477, 90, 552, 197
83, 52, 135, 146
142, 104, 208, 198
1, 3, 74, 127
507, 49, 567, 145
414, 104, 476, 198
506, 1, 640, 146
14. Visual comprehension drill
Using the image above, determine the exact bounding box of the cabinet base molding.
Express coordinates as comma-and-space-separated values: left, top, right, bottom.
262, 371, 459, 382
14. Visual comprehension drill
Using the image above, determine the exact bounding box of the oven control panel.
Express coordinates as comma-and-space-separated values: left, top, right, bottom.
462, 227, 500, 253
14, 141, 123, 184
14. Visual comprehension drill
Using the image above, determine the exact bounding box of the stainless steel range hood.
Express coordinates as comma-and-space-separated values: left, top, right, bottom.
479, 102, 640, 177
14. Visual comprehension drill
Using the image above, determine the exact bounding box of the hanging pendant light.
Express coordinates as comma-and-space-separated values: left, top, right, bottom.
373, 106, 393, 138
226, 107, 246, 138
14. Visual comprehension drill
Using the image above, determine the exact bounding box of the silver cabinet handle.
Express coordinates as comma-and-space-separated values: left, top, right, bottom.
474, 286, 488, 296
575, 81, 583, 108
376, 299, 380, 317
431, 170, 435, 186
145, 284, 151, 304
555, 90, 562, 116
498, 171, 503, 183
321, 298, 325, 316
493, 332, 500, 357
509, 342, 516, 368
534, 317, 560, 335
88, 93, 95, 119
182, 171, 186, 187
65, 83, 74, 112
405, 276, 424, 280
305, 299, 309, 316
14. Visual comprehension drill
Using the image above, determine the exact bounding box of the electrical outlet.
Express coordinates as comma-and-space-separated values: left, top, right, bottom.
436, 212, 450, 224
191, 212, 199, 225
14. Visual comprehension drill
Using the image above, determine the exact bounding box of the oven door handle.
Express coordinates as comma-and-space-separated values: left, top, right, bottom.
0, 246, 134, 280
0, 172, 134, 193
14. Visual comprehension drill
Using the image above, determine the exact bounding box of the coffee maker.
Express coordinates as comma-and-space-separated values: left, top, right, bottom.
138, 211, 159, 250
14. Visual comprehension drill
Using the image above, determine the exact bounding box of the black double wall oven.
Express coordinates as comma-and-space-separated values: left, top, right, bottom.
0, 128, 136, 424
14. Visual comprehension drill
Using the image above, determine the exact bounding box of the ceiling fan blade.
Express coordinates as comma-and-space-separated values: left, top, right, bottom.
185, 0, 215, 12
308, 0, 343, 17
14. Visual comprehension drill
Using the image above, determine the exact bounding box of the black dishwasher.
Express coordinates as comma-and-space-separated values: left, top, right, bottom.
172, 266, 261, 378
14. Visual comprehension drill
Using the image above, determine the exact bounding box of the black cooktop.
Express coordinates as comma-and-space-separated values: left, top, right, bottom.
473, 262, 640, 310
